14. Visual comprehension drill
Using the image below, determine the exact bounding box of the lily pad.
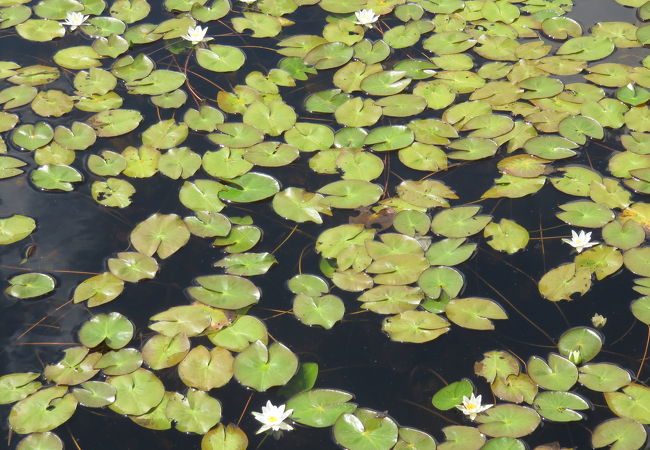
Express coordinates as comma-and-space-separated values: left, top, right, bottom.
233, 340, 298, 391
6, 273, 55, 299
333, 408, 399, 450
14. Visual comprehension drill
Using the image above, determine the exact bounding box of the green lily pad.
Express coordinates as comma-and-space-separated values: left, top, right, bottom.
333, 408, 399, 450
214, 252, 276, 276
578, 363, 631, 392
528, 353, 578, 391
533, 391, 589, 422
558, 327, 603, 364
44, 347, 100, 386
184, 212, 231, 238
208, 315, 267, 352
94, 348, 143, 377
201, 424, 248, 450
475, 351, 520, 383
445, 297, 508, 330
6, 273, 55, 299
16, 432, 63, 450
631, 296, 650, 324
624, 247, 650, 276
233, 340, 298, 391
87, 109, 143, 137
592, 417, 648, 449
108, 368, 165, 416
483, 219, 529, 254
130, 213, 190, 259
9, 386, 77, 434
0, 156, 26, 179
382, 311, 450, 343
0, 373, 41, 405
219, 173, 280, 203
425, 238, 476, 266
72, 381, 117, 408
0, 215, 35, 245
294, 294, 345, 329
73, 272, 124, 307
108, 252, 158, 283
166, 389, 221, 434
440, 425, 486, 448
431, 206, 492, 238
78, 312, 134, 349
477, 404, 541, 438
178, 346, 233, 391
142, 333, 190, 370
418, 266, 463, 299
12, 122, 53, 151
213, 225, 262, 253
605, 383, 650, 424
431, 379, 473, 411
287, 389, 356, 428
188, 274, 260, 310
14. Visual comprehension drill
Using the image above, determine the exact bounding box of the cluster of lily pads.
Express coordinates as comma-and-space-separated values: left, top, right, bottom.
1, 0, 650, 447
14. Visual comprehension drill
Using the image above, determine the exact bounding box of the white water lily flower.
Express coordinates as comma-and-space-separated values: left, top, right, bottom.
561, 229, 598, 253
456, 393, 492, 421
353, 9, 379, 27
181, 25, 213, 45
591, 313, 607, 328
240, 0, 258, 4
62, 11, 89, 31
252, 401, 294, 434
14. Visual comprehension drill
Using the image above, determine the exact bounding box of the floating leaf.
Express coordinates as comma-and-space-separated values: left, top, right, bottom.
9, 387, 77, 434
558, 327, 603, 364
477, 404, 541, 438
178, 345, 234, 391
445, 298, 507, 330
0, 215, 35, 245
592, 417, 647, 449
6, 273, 55, 299
382, 311, 450, 343
130, 213, 190, 259
78, 312, 134, 350
533, 391, 589, 422
431, 206, 492, 238
108, 369, 165, 416
431, 379, 473, 411
233, 341, 298, 392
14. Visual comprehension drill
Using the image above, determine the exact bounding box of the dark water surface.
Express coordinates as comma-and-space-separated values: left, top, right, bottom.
1, 0, 648, 448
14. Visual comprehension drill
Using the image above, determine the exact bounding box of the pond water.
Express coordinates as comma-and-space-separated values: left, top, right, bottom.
1, 0, 649, 448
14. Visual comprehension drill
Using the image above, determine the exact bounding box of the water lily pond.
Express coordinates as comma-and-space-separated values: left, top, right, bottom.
1, 0, 650, 448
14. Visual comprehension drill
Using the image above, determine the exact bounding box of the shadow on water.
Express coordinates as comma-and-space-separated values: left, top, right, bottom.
1, 0, 649, 448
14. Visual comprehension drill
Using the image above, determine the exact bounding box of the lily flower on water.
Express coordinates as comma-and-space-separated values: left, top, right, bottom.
562, 229, 597, 253
252, 401, 293, 434
354, 9, 380, 27
62, 11, 88, 31
456, 393, 492, 421
181, 25, 213, 45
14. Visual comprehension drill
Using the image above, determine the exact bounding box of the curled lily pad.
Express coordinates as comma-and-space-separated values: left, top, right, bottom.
605, 383, 650, 424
